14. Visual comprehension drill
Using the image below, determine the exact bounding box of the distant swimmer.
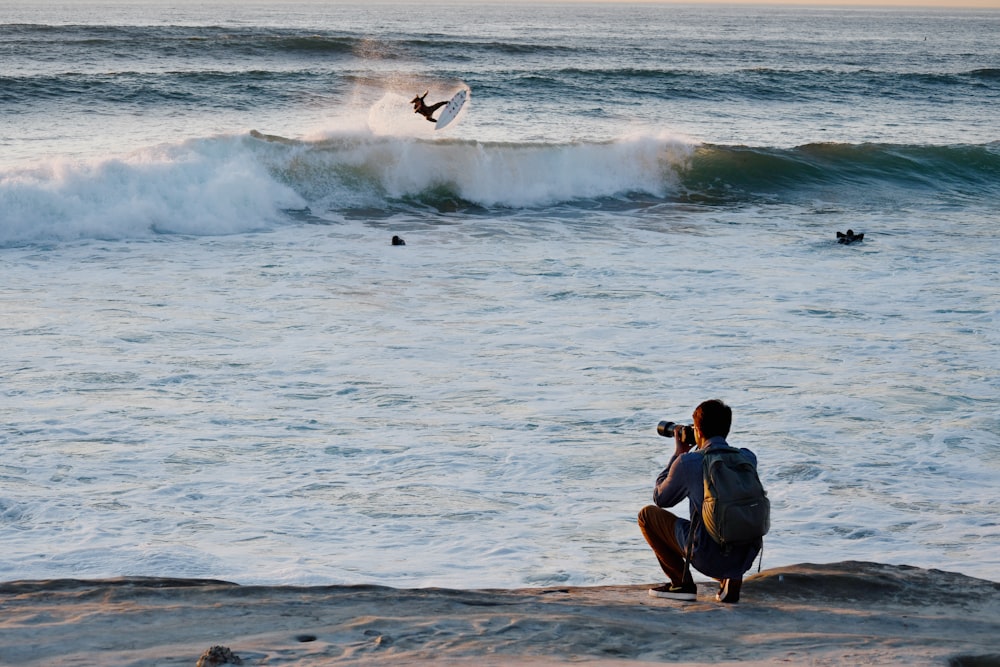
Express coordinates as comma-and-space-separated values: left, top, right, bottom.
392, 235, 406, 246
411, 91, 449, 123
837, 229, 864, 244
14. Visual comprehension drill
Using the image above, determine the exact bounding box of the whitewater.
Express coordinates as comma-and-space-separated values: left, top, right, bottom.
1, 1, 998, 588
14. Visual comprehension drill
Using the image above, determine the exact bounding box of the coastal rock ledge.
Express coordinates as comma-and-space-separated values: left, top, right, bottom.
0, 561, 996, 666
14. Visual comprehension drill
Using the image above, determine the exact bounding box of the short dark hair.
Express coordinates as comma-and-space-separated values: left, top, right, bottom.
693, 399, 732, 439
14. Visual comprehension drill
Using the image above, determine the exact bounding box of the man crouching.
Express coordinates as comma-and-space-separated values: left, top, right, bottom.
638, 399, 764, 603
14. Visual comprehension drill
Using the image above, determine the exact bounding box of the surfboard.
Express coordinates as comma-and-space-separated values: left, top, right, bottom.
435, 89, 468, 130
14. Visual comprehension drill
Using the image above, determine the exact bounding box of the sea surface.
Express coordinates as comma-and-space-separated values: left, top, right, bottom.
2, 1, 998, 588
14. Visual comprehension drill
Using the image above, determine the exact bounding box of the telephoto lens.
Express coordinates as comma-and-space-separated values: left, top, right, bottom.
657, 420, 696, 447
657, 421, 678, 437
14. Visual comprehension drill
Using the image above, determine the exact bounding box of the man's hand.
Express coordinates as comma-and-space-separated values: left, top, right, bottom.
674, 426, 696, 456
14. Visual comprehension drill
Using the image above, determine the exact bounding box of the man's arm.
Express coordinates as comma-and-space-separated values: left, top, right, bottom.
653, 452, 691, 508
652, 426, 700, 507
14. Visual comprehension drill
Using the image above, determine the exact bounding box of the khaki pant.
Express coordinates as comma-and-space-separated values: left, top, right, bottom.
637, 504, 695, 587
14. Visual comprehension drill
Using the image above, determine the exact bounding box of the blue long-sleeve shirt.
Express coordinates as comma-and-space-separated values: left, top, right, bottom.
653, 435, 762, 579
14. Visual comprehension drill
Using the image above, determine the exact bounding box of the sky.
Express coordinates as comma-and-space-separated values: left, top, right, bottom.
560, 0, 1000, 6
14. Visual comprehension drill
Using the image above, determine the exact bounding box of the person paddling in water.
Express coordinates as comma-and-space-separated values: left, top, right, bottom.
411, 91, 448, 123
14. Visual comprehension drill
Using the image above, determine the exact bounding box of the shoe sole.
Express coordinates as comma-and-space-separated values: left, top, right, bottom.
648, 589, 697, 601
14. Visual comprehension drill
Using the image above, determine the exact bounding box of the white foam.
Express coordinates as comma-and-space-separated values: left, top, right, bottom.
261, 128, 696, 211
1, 128, 701, 246
0, 137, 305, 245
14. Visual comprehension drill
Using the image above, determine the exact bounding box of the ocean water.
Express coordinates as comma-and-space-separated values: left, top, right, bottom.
1, 1, 998, 588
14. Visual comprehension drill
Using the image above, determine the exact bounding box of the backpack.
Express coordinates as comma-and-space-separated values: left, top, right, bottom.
700, 447, 770, 547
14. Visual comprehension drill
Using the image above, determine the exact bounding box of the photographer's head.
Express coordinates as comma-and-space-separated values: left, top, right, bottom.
692, 399, 732, 441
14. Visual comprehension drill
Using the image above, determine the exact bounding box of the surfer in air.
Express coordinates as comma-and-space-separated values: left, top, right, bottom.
411, 91, 448, 123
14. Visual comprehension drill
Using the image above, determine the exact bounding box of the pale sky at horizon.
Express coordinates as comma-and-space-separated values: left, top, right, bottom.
613, 0, 1000, 6
502, 0, 1000, 7
326, 0, 1000, 7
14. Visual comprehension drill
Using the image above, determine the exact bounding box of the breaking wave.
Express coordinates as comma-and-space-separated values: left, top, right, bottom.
2, 129, 998, 245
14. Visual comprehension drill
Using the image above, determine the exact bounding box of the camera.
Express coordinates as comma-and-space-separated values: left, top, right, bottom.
657, 420, 696, 448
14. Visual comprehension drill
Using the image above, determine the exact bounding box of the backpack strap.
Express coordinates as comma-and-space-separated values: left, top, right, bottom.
705, 445, 750, 459
681, 509, 698, 582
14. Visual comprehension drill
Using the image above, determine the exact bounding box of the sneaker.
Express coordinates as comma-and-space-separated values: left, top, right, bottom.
716, 578, 741, 603
648, 583, 697, 601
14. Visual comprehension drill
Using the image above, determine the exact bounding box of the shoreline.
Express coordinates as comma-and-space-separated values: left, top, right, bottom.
2, 561, 997, 666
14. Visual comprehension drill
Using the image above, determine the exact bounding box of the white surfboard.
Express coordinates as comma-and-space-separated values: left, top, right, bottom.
435, 89, 468, 130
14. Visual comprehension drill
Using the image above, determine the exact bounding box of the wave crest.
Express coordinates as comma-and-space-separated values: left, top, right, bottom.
256, 131, 696, 211
679, 142, 1000, 204
3, 130, 997, 245
0, 137, 305, 245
